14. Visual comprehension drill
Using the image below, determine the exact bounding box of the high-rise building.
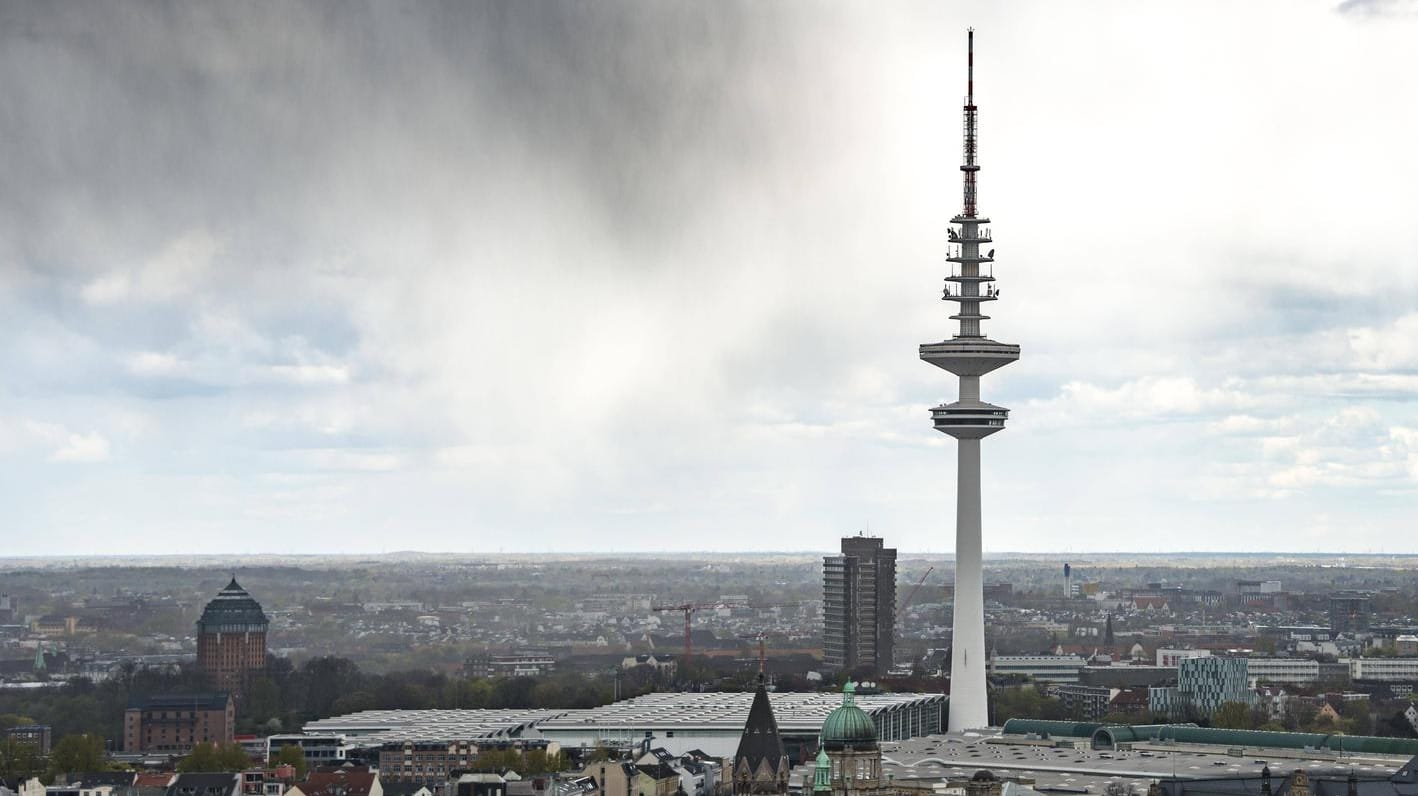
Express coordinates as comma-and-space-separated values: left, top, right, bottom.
823, 535, 897, 675
1330, 591, 1372, 634
919, 29, 1019, 731
196, 577, 269, 701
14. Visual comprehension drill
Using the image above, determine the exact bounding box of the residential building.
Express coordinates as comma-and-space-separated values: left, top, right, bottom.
49, 772, 136, 796
134, 773, 176, 796
239, 768, 297, 796
1053, 684, 1115, 721
165, 774, 241, 796
451, 774, 507, 796
823, 535, 897, 676
1107, 686, 1152, 717
286, 769, 381, 796
375, 739, 554, 785
197, 578, 268, 702
123, 693, 235, 753
621, 655, 677, 678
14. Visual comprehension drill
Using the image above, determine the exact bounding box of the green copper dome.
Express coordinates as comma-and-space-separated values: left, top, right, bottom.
812, 745, 832, 792
821, 681, 878, 750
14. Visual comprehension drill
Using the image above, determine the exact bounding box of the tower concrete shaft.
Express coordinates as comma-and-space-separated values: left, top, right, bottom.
918, 29, 1019, 731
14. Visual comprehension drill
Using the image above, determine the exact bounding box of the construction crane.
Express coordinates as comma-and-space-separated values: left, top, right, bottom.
897, 566, 935, 620
651, 602, 747, 661
738, 632, 769, 675
652, 601, 796, 662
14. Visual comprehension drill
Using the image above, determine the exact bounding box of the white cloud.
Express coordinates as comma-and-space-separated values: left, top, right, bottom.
49, 431, 111, 463
10, 420, 113, 463
81, 229, 219, 305
127, 351, 185, 377
1348, 313, 1418, 370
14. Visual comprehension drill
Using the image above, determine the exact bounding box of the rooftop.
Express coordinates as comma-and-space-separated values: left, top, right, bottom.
538, 691, 945, 734
302, 709, 568, 745
197, 578, 269, 632
862, 731, 1418, 796
128, 692, 231, 711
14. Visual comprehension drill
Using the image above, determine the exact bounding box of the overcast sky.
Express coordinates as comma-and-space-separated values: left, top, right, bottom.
3, 0, 1417, 556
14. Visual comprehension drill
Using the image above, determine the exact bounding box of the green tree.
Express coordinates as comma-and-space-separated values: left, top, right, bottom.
524, 750, 564, 776
177, 742, 253, 773
48, 734, 106, 777
0, 735, 43, 780
990, 686, 1064, 724
274, 744, 308, 777
243, 677, 282, 729
1212, 701, 1253, 729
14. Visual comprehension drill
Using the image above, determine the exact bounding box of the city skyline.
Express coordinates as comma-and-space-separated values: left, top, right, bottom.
4, 1, 1418, 555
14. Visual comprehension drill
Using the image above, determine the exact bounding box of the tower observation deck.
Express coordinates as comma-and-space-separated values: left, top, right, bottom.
918, 29, 1019, 732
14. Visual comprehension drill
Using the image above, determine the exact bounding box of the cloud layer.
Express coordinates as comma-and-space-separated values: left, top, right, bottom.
2, 1, 1417, 554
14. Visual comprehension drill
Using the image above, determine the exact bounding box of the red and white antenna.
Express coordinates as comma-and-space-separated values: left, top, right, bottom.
962, 28, 980, 219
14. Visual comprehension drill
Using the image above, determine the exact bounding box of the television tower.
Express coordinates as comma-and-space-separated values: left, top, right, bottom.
919, 28, 1020, 731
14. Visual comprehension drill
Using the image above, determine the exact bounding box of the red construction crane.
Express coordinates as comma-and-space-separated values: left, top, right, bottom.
649, 598, 794, 661
652, 602, 746, 661
738, 632, 769, 674
897, 566, 935, 620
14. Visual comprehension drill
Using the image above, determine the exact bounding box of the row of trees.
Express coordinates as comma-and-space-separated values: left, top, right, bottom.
0, 656, 643, 756
0, 732, 106, 782
241, 656, 640, 732
989, 684, 1417, 739
175, 743, 307, 776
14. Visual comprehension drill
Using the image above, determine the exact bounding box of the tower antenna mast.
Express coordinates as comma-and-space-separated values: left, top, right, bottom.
963, 28, 978, 218
919, 29, 1021, 731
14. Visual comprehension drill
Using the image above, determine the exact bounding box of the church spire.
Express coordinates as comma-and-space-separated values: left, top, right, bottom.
733, 677, 789, 794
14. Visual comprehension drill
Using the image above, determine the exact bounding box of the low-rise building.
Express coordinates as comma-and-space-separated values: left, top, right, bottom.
3, 725, 52, 755
376, 739, 554, 785
266, 736, 349, 768
1052, 684, 1114, 721
621, 655, 677, 678
1246, 657, 1321, 685
466, 653, 557, 679
988, 655, 1086, 683
165, 774, 241, 796
1350, 658, 1418, 682
123, 693, 234, 754
286, 768, 381, 796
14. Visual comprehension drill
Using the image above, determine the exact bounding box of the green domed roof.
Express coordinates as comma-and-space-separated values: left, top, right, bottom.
821, 681, 877, 750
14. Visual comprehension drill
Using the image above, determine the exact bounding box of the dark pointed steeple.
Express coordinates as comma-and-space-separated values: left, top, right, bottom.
733, 676, 789, 794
